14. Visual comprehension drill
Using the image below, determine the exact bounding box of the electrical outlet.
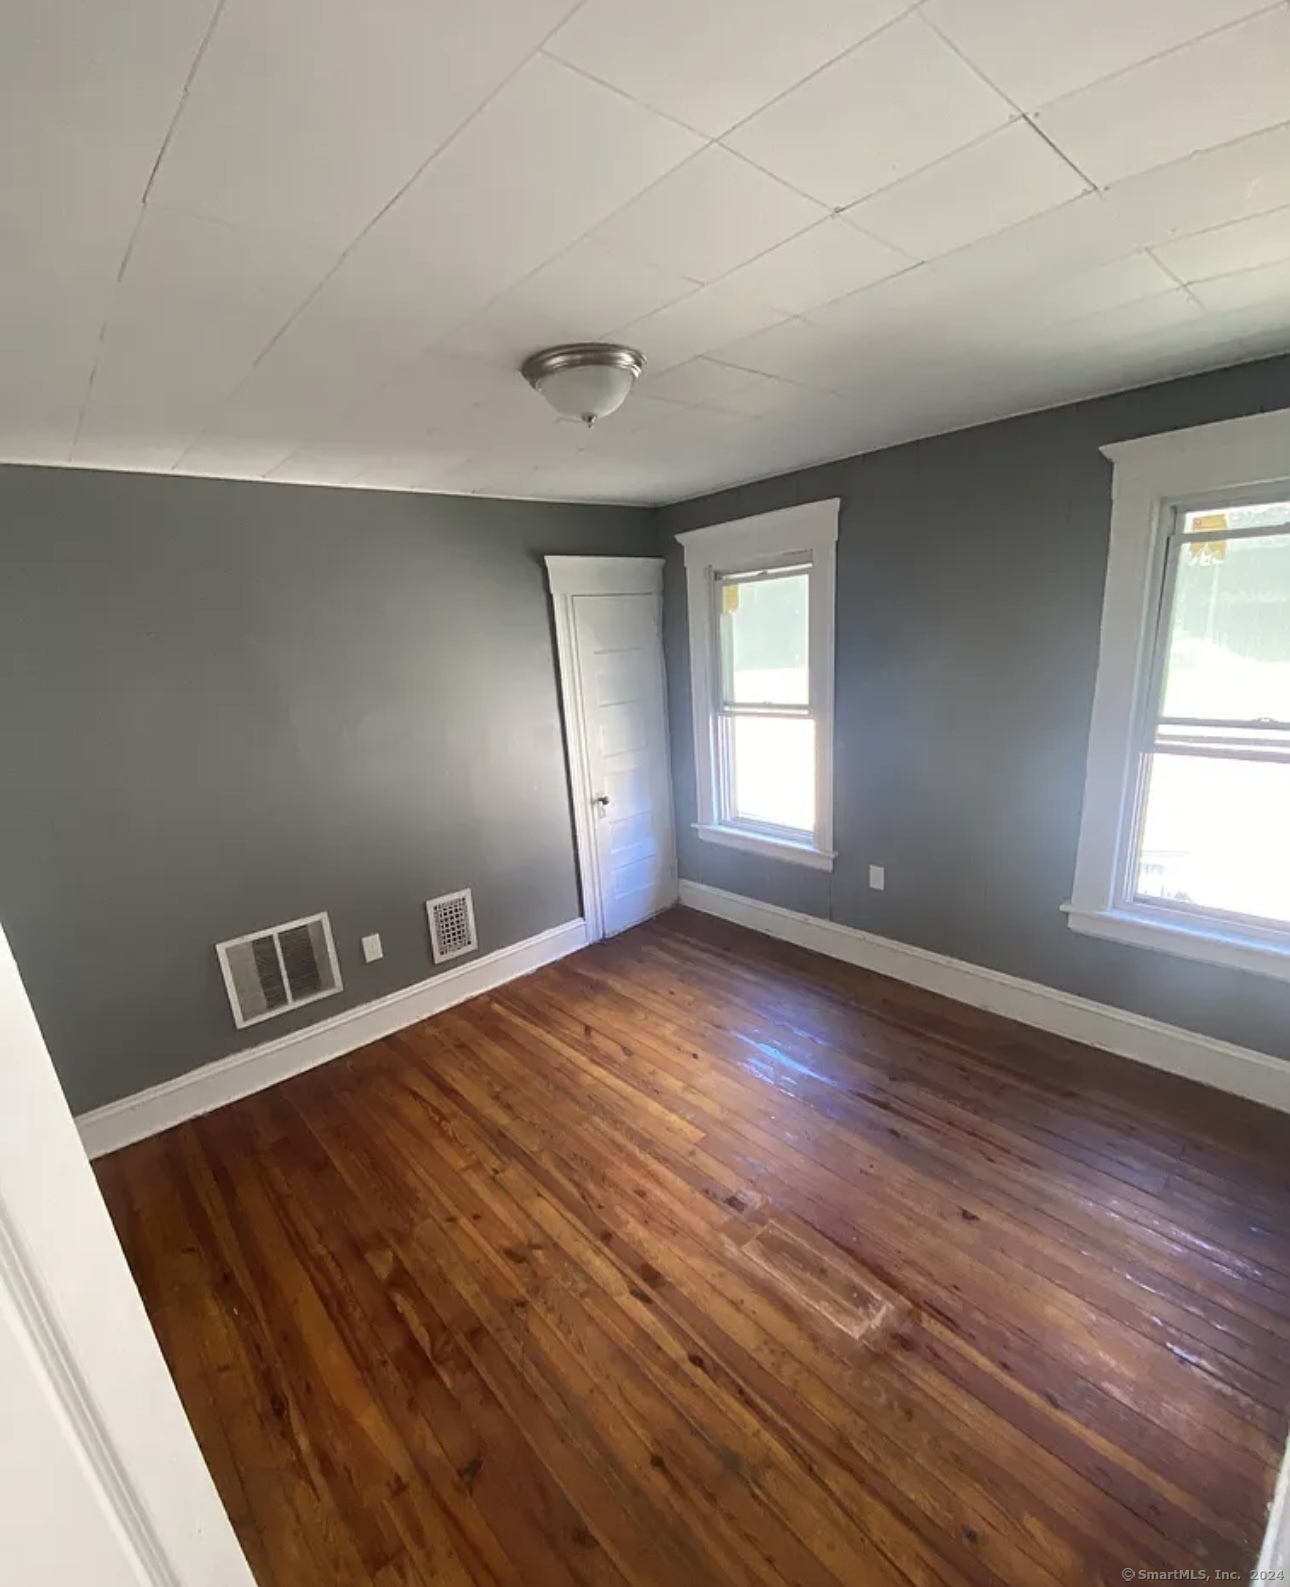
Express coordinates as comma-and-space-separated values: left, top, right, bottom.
361, 933, 384, 964
868, 865, 886, 892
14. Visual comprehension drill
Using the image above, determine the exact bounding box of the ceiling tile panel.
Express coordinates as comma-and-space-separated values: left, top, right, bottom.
0, 0, 222, 459
921, 0, 1276, 112
842, 123, 1090, 262
1095, 124, 1290, 251
346, 55, 702, 300
0, 314, 110, 465
1035, 8, 1290, 188
75, 208, 332, 467
950, 253, 1182, 337
150, 0, 584, 253
185, 54, 701, 455
724, 14, 1014, 208
437, 241, 700, 362
0, 0, 219, 236
799, 250, 1180, 393
708, 317, 861, 389
588, 147, 827, 284
719, 218, 913, 315
171, 437, 301, 480
641, 359, 805, 416
544, 0, 915, 136
7, 1, 1290, 502
0, 242, 126, 464
1151, 205, 1290, 283
613, 280, 793, 373
1187, 257, 1290, 314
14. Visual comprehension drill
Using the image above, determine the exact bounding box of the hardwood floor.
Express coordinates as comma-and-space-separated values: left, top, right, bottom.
96, 908, 1290, 1587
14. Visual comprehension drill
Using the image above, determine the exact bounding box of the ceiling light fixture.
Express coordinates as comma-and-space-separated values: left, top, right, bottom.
521, 342, 646, 427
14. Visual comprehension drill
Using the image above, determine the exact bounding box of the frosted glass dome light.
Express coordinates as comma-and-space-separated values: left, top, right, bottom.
521, 343, 646, 427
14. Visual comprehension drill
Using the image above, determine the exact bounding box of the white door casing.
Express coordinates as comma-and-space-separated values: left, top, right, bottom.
546, 557, 677, 940
0, 921, 256, 1587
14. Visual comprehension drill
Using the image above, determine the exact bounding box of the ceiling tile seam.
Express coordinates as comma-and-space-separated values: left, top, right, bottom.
392, 80, 717, 355
648, 346, 1284, 511
652, 210, 920, 318
913, 3, 1290, 203
270, 369, 510, 476
412, 248, 704, 374
1143, 250, 1209, 311
819, 125, 1290, 316
831, 116, 1037, 232
68, 0, 233, 455
909, 3, 1026, 115
672, 134, 841, 217
136, 0, 232, 218
704, 19, 1070, 225
1027, 0, 1290, 116
699, 319, 821, 380
412, 141, 816, 362
786, 184, 1124, 334
706, 3, 925, 156
533, 46, 723, 143
174, 6, 593, 471
1170, 190, 1290, 253
542, 0, 921, 146
499, 52, 843, 232
644, 366, 821, 414
1013, 117, 1100, 193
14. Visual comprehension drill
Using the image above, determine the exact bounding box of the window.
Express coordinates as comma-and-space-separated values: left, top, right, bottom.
678, 500, 837, 870
1068, 410, 1290, 982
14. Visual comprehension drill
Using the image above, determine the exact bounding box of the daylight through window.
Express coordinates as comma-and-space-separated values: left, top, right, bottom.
718, 565, 815, 836
1133, 502, 1290, 931
1069, 411, 1290, 983
678, 501, 837, 871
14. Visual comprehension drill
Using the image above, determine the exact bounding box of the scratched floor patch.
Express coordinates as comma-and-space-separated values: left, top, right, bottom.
739, 1220, 904, 1343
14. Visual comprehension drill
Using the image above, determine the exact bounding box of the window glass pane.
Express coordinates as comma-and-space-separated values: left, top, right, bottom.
1183, 500, 1290, 534
731, 715, 815, 833
1134, 752, 1290, 926
1159, 529, 1290, 724
720, 571, 809, 705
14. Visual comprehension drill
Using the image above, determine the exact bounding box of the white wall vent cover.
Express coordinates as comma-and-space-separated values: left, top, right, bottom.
216, 912, 343, 1030
427, 888, 478, 965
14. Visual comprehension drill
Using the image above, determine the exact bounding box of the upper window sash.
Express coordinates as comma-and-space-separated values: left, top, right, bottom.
714, 561, 813, 717
1139, 515, 1290, 763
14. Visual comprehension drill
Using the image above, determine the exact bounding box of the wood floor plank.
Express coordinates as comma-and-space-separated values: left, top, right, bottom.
98, 908, 1290, 1587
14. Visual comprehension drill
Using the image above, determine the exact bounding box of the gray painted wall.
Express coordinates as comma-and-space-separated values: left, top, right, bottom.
662, 353, 1290, 1063
0, 466, 654, 1113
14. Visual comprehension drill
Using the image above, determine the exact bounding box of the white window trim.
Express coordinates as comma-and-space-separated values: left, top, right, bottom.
678, 499, 838, 871
1068, 407, 1290, 984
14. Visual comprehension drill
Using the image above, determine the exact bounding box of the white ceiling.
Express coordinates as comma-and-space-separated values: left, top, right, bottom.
8, 0, 1290, 505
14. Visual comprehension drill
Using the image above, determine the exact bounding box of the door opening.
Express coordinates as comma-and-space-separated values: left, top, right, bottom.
546, 557, 678, 941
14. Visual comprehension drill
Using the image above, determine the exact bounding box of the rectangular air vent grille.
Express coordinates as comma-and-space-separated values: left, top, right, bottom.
216, 912, 342, 1030
427, 888, 478, 964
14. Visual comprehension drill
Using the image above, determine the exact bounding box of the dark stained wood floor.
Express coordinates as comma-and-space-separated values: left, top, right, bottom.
96, 908, 1290, 1587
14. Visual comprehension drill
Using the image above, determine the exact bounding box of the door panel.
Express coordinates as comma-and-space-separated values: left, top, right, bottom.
0, 923, 256, 1587
573, 591, 675, 937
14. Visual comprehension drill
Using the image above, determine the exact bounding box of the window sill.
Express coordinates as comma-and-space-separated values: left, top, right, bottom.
694, 823, 835, 871
1065, 904, 1290, 984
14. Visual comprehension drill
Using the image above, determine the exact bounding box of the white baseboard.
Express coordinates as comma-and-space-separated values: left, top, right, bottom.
77, 919, 588, 1158
679, 881, 1290, 1115
1260, 1437, 1290, 1576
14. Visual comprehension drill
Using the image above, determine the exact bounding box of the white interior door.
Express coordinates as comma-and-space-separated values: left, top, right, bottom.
0, 923, 256, 1587
547, 558, 676, 940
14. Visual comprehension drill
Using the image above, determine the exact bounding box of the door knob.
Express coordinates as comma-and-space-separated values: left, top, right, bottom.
592, 794, 611, 807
